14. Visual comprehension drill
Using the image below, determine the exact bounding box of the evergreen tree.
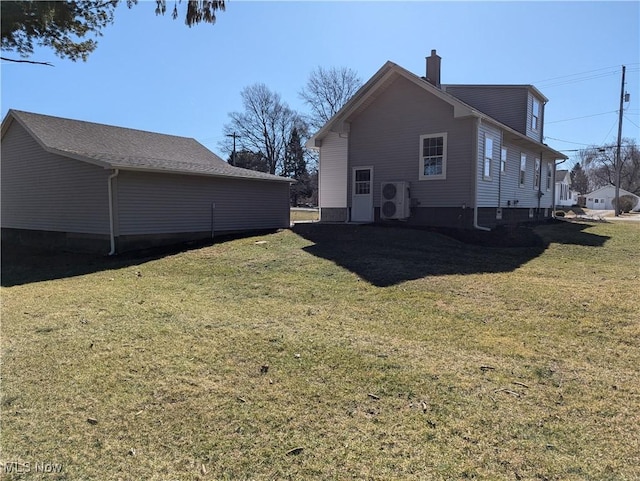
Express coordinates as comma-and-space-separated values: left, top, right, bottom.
570, 162, 589, 194
284, 127, 312, 205
229, 150, 270, 173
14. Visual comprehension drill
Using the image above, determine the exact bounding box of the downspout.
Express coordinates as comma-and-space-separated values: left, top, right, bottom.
473, 118, 491, 231
537, 151, 543, 218
551, 161, 557, 217
539, 101, 547, 219
107, 168, 119, 255
498, 130, 503, 210
552, 158, 567, 218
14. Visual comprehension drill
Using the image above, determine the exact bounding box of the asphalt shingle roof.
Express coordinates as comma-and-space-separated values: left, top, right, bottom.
4, 110, 291, 183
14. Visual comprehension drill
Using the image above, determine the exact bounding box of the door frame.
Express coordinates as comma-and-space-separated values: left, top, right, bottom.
351, 166, 374, 222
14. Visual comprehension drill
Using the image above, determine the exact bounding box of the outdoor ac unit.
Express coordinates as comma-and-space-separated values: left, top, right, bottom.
380, 181, 410, 220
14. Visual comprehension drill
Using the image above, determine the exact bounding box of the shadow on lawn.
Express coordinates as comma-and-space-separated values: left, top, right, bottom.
1, 222, 609, 288
0, 231, 269, 287
293, 221, 610, 287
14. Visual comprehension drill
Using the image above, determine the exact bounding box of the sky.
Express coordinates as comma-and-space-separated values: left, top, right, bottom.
1, 1, 639, 168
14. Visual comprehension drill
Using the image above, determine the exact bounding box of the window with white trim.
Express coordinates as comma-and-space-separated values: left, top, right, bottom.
519, 153, 527, 187
483, 135, 493, 179
532, 99, 540, 131
546, 163, 552, 190
419, 133, 447, 180
354, 169, 371, 195
534, 158, 541, 190
500, 147, 507, 174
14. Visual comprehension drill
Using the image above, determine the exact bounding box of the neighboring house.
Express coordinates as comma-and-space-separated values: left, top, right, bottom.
308, 50, 568, 229
1, 110, 292, 254
584, 185, 640, 211
554, 169, 578, 207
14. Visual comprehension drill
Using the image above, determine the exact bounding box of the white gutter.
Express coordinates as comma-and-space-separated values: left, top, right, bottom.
551, 158, 567, 219
107, 168, 119, 255
473, 118, 491, 231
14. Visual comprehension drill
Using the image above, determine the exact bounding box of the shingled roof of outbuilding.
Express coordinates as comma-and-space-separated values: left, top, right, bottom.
1, 110, 292, 183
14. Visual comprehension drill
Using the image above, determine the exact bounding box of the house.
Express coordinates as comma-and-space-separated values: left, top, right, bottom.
584, 185, 640, 211
308, 50, 568, 229
554, 169, 577, 207
1, 110, 292, 254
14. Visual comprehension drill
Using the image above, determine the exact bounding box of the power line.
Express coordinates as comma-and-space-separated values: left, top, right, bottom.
624, 115, 640, 129
533, 65, 616, 84
546, 110, 617, 124
545, 136, 593, 146
533, 64, 636, 84
602, 117, 620, 145
534, 65, 640, 89
540, 71, 621, 89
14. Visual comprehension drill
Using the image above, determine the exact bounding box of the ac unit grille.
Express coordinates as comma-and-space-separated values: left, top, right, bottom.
382, 183, 397, 200
382, 201, 397, 218
380, 181, 410, 220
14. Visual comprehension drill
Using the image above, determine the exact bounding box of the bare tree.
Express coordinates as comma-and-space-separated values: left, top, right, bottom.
222, 84, 301, 175
299, 66, 362, 131
580, 138, 640, 195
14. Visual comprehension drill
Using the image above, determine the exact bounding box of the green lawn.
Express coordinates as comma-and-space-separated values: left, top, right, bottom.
1, 220, 639, 480
290, 208, 319, 223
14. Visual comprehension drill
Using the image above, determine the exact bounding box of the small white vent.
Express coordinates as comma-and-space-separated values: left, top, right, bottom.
380, 181, 410, 220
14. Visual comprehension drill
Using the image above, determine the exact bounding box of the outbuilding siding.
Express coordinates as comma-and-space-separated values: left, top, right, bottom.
116, 171, 290, 235
1, 122, 110, 234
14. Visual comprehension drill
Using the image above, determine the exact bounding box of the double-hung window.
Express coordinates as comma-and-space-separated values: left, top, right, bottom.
546, 163, 552, 190
519, 153, 527, 187
483, 135, 493, 179
532, 99, 540, 131
419, 133, 447, 180
500, 148, 507, 174
534, 158, 541, 190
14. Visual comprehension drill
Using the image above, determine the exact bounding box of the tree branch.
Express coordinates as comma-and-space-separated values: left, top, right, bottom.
1, 56, 54, 66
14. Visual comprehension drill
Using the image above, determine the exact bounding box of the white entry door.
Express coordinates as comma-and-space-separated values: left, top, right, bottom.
351, 167, 373, 222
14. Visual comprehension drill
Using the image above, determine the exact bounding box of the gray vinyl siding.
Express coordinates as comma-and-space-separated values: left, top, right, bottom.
1, 122, 110, 234
526, 92, 543, 142
476, 122, 502, 207
348, 75, 475, 208
319, 131, 348, 208
498, 143, 525, 207
116, 171, 289, 235
499, 143, 553, 209
445, 86, 528, 135
475, 122, 554, 210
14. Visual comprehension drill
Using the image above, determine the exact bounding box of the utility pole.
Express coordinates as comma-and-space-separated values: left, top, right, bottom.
226, 132, 241, 166
614, 65, 626, 216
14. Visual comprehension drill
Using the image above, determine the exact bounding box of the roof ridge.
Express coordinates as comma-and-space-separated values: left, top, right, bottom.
8, 109, 196, 141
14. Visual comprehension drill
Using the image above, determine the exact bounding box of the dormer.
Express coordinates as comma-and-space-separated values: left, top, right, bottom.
526, 89, 546, 142
443, 84, 547, 143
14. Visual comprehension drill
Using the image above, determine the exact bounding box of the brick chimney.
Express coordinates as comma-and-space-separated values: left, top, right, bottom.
426, 49, 441, 88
